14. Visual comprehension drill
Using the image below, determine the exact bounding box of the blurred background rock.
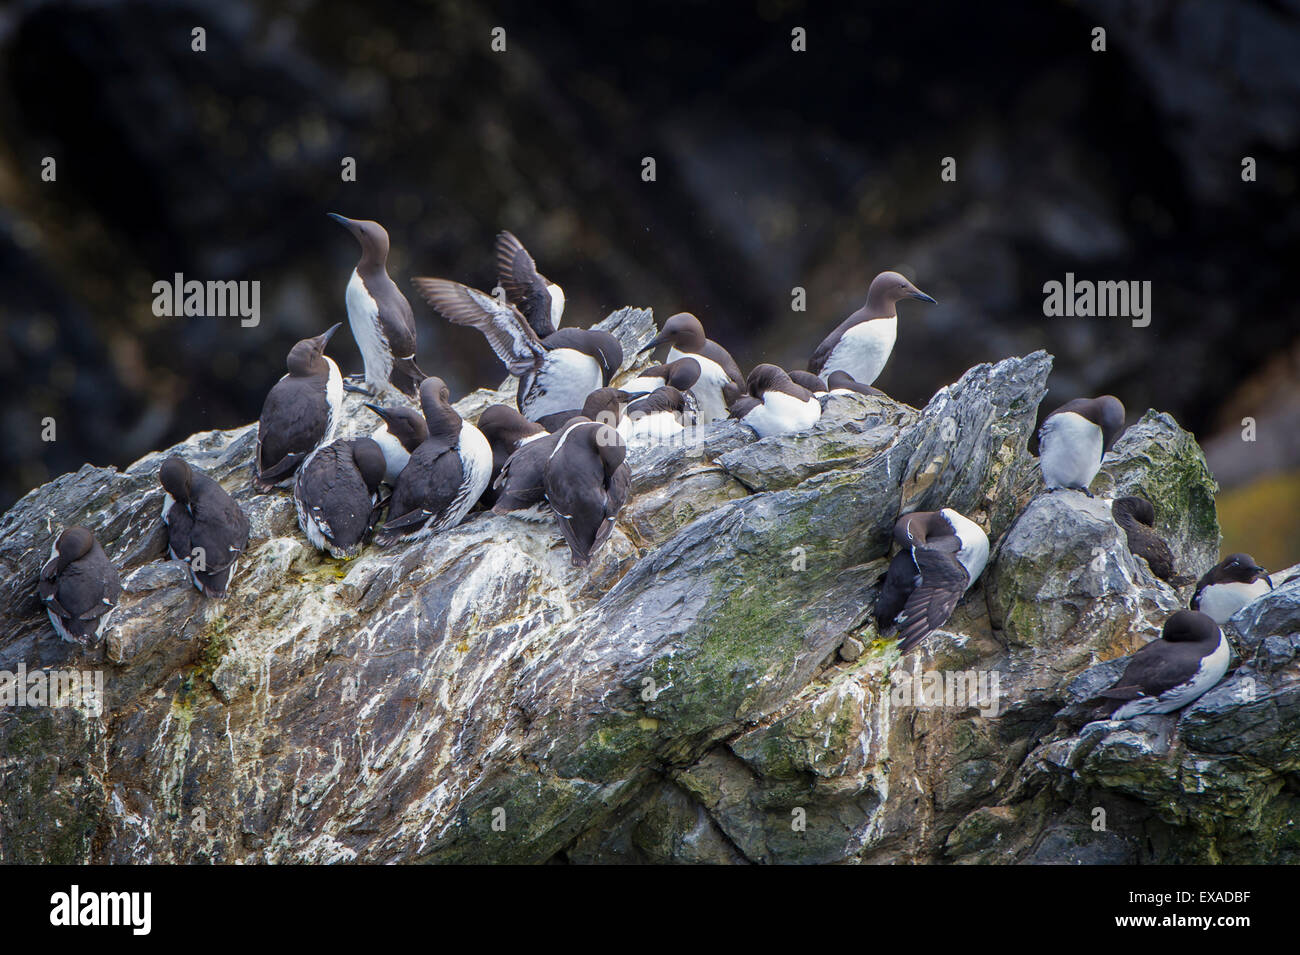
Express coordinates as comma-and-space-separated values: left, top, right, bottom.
0, 0, 1297, 565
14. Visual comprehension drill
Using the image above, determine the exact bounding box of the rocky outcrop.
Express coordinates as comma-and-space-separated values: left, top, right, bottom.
1, 309, 1295, 864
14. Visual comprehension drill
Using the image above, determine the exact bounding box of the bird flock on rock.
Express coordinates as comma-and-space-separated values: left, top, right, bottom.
36, 217, 1286, 725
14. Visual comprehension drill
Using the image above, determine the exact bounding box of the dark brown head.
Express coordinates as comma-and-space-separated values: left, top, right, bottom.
286, 323, 340, 377
52, 526, 96, 569
365, 404, 430, 452
1094, 395, 1127, 450
790, 370, 827, 393
350, 437, 389, 494
640, 312, 707, 354
745, 363, 801, 398
476, 404, 545, 448
864, 271, 936, 317
579, 387, 629, 428
1162, 609, 1221, 643
328, 213, 391, 269
418, 376, 461, 441
1112, 495, 1156, 528
1208, 553, 1271, 587
159, 455, 194, 503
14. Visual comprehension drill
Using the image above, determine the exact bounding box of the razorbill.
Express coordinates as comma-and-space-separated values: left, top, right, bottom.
411, 277, 623, 422
874, 508, 990, 653
808, 271, 935, 386
476, 404, 548, 507
374, 377, 493, 545
638, 313, 743, 425
293, 437, 388, 558
726, 364, 821, 438
329, 213, 427, 398
496, 230, 564, 338
543, 417, 632, 567
159, 455, 251, 598
1111, 495, 1189, 585
1191, 553, 1274, 624
255, 324, 344, 492
1037, 395, 1126, 495
38, 526, 121, 645
363, 403, 429, 486
1090, 610, 1230, 720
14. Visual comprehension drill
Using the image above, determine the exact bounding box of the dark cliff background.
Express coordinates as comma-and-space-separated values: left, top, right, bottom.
1, 0, 1298, 564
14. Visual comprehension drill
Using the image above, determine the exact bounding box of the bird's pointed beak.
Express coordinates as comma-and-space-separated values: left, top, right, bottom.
908, 288, 937, 304
327, 212, 357, 229
638, 334, 665, 355
363, 403, 389, 421
314, 322, 342, 348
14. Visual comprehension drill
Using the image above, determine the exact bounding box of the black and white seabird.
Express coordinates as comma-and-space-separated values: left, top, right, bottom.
789, 371, 828, 395
329, 213, 427, 398
39, 526, 121, 645
825, 370, 885, 397
255, 324, 344, 492
364, 403, 429, 486
874, 508, 990, 653
412, 278, 623, 422
543, 417, 632, 567
1037, 395, 1126, 495
533, 387, 628, 434
1090, 610, 1230, 720
623, 358, 701, 426
476, 404, 548, 507
374, 377, 493, 545
159, 455, 250, 598
1191, 553, 1274, 624
726, 364, 821, 438
638, 313, 743, 425
491, 430, 562, 519
496, 230, 565, 338
293, 437, 388, 558
1111, 495, 1189, 585
619, 386, 688, 444
808, 271, 935, 386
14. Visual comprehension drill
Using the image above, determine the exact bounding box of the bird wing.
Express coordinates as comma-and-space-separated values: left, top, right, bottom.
1099, 643, 1201, 701
412, 278, 545, 377
496, 231, 556, 337
894, 539, 970, 653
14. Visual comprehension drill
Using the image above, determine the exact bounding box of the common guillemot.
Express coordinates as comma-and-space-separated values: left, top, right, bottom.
808, 271, 935, 386
533, 387, 628, 434
788, 370, 828, 395
255, 324, 343, 492
875, 508, 990, 653
1090, 610, 1230, 720
329, 213, 427, 398
159, 455, 250, 598
293, 437, 388, 558
1111, 495, 1189, 585
624, 358, 701, 423
364, 403, 429, 486
1191, 553, 1274, 624
619, 386, 688, 444
411, 278, 623, 422
725, 364, 821, 438
825, 370, 885, 397
638, 313, 743, 425
476, 404, 548, 508
543, 417, 632, 567
491, 429, 562, 519
1037, 395, 1126, 495
496, 230, 565, 338
38, 526, 121, 645
374, 377, 493, 545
